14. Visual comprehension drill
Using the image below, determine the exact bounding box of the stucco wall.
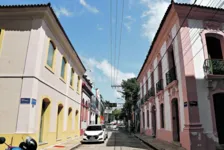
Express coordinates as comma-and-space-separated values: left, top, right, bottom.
0, 19, 32, 133
171, 23, 185, 131
187, 19, 213, 134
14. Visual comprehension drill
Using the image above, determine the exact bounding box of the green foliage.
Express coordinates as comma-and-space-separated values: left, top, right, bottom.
112, 109, 121, 120
120, 77, 139, 119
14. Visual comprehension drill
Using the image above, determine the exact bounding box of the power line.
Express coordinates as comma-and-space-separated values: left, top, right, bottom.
139, 0, 198, 88
140, 0, 223, 91
116, 0, 125, 83
110, 0, 113, 86
114, 0, 118, 85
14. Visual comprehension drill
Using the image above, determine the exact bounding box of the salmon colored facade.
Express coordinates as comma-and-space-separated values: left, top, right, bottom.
137, 2, 224, 150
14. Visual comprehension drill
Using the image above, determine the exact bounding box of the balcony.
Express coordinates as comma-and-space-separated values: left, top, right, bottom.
148, 87, 155, 97
156, 79, 163, 93
203, 59, 224, 78
166, 67, 177, 85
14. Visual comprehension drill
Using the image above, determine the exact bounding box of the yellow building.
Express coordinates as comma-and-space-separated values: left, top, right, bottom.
0, 3, 85, 150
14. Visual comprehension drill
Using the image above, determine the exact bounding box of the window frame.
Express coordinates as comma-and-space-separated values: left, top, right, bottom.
0, 29, 5, 56
77, 75, 81, 94
60, 56, 67, 82
45, 39, 57, 73
70, 68, 75, 89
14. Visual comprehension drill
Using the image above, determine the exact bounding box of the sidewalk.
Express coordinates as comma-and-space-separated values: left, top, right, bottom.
41, 137, 82, 150
134, 133, 186, 150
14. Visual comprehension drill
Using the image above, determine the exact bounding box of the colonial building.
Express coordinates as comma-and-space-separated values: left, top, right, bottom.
89, 94, 97, 125
80, 75, 93, 135
137, 1, 224, 150
0, 3, 85, 149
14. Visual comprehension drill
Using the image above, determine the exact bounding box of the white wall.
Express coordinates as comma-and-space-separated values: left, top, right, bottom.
187, 19, 213, 134
171, 23, 185, 131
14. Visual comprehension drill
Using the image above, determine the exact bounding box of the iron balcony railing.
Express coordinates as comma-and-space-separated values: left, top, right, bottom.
148, 87, 155, 97
156, 79, 163, 93
203, 59, 224, 75
165, 67, 177, 85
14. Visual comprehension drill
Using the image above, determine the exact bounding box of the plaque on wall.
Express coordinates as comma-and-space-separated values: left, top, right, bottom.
189, 101, 198, 107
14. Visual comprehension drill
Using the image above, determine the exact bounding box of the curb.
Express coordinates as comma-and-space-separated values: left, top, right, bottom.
70, 142, 82, 150
133, 134, 158, 150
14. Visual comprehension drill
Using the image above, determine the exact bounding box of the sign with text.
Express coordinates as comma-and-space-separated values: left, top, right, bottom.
20, 98, 31, 104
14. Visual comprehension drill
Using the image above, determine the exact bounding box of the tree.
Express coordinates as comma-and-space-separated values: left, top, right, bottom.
112, 109, 121, 120
120, 77, 139, 119
104, 100, 111, 108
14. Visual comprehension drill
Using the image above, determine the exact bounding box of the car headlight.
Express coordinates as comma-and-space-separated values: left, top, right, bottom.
84, 133, 88, 136
98, 132, 103, 136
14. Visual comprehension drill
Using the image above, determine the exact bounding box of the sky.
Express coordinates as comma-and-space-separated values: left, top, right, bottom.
1, 0, 222, 103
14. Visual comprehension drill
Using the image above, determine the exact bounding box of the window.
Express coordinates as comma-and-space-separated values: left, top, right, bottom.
60, 57, 67, 80
70, 68, 74, 87
0, 29, 5, 54
86, 125, 102, 131
77, 76, 81, 93
160, 104, 165, 128
46, 41, 56, 70
147, 110, 150, 128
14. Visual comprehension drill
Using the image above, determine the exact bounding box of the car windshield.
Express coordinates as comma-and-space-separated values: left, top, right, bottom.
86, 125, 102, 131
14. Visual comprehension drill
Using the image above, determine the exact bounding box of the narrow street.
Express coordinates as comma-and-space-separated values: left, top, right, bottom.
75, 129, 151, 150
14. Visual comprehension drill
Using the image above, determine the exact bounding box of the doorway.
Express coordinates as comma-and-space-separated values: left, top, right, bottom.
56, 104, 63, 139
39, 99, 50, 143
151, 105, 156, 137
172, 98, 180, 142
213, 93, 224, 144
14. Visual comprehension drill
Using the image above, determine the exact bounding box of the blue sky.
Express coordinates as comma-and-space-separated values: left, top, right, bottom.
1, 0, 217, 103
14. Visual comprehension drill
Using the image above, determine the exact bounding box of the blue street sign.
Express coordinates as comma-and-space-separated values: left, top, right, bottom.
32, 99, 36, 105
20, 98, 31, 104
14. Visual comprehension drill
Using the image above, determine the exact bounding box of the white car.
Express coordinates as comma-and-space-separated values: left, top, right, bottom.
82, 124, 108, 143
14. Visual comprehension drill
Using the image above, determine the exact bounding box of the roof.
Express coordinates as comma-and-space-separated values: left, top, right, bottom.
137, 2, 224, 80
0, 3, 86, 72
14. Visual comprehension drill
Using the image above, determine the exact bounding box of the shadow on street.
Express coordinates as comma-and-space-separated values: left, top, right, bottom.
105, 127, 148, 149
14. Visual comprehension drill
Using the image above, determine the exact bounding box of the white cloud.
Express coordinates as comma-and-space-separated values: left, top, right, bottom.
97, 24, 103, 31
140, 0, 224, 41
81, 57, 135, 98
80, 0, 99, 14
140, 0, 169, 41
124, 15, 136, 32
54, 7, 73, 17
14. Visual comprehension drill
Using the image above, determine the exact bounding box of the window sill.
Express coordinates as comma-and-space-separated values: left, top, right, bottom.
45, 65, 54, 74
39, 142, 48, 146
60, 77, 66, 84
70, 85, 74, 90
56, 138, 62, 141
76, 91, 80, 95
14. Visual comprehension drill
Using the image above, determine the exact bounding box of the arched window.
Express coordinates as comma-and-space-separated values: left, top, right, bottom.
46, 40, 56, 70
61, 57, 67, 80
70, 68, 75, 87
160, 104, 164, 128
0, 29, 5, 54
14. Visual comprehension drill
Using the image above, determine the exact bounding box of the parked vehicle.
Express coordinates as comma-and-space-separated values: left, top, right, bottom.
0, 136, 37, 150
82, 124, 108, 143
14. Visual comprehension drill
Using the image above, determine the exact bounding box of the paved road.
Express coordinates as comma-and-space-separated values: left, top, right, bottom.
75, 129, 152, 150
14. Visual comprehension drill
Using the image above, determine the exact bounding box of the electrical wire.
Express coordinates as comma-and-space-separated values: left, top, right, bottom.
140, 0, 223, 92
110, 0, 113, 86
116, 0, 125, 83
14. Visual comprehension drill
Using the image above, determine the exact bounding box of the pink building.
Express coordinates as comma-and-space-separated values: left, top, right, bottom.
137, 2, 224, 150
80, 75, 93, 135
